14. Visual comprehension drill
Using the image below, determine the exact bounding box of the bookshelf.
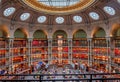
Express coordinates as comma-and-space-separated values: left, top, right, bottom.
32, 30, 48, 66
72, 30, 88, 66
0, 29, 9, 74
92, 28, 109, 72
11, 29, 29, 74
52, 30, 69, 65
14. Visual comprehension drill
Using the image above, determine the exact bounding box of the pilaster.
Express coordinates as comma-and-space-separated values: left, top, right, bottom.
68, 38, 72, 64
8, 38, 14, 73
48, 38, 52, 64
106, 37, 113, 73
28, 38, 33, 66
87, 38, 92, 67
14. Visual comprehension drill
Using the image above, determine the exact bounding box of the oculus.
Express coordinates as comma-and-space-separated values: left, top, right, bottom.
4, 7, 16, 17
20, 13, 30, 21
89, 12, 99, 20
103, 6, 115, 16
73, 16, 82, 23
37, 16, 47, 23
56, 17, 64, 24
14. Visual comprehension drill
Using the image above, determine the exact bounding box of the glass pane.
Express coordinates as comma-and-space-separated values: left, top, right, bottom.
37, 0, 80, 8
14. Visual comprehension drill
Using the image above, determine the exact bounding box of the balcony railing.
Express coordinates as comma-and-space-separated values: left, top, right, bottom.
0, 73, 120, 82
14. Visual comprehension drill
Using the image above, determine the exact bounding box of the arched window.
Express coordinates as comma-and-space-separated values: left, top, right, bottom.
94, 28, 106, 38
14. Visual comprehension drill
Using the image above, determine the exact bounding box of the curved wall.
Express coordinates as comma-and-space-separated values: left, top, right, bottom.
0, 16, 120, 39
0, 16, 120, 73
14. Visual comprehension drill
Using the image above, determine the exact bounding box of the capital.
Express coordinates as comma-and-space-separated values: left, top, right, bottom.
106, 37, 111, 41
87, 38, 92, 41
28, 38, 33, 42
68, 38, 72, 41
48, 38, 52, 40
8, 38, 14, 42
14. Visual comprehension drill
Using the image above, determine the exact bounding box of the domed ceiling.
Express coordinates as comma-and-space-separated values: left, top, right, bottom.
0, 0, 120, 25
21, 0, 96, 14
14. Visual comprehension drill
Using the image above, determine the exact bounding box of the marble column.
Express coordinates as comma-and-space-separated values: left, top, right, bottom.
68, 38, 72, 64
48, 38, 52, 64
87, 38, 92, 67
106, 37, 113, 73
8, 38, 14, 73
28, 38, 33, 66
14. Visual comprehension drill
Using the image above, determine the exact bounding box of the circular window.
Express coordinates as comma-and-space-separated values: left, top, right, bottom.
37, 16, 46, 23
73, 16, 82, 23
56, 17, 64, 24
20, 13, 30, 21
3, 7, 16, 16
89, 12, 99, 20
103, 6, 115, 16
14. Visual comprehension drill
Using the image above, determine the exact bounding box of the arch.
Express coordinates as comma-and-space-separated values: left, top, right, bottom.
14, 28, 27, 38
116, 28, 120, 37
33, 30, 47, 39
53, 30, 67, 39
93, 28, 106, 38
0, 30, 4, 38
110, 23, 120, 37
0, 24, 9, 38
73, 29, 87, 39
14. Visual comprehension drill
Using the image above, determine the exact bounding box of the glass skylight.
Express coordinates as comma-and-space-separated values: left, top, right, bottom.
38, 16, 46, 23
73, 16, 82, 23
56, 17, 64, 24
89, 12, 99, 20
37, 0, 80, 8
3, 7, 15, 16
20, 13, 30, 21
103, 6, 115, 16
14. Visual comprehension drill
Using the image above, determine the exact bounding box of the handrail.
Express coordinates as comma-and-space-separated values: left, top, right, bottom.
0, 72, 120, 76
0, 73, 120, 81
0, 78, 120, 81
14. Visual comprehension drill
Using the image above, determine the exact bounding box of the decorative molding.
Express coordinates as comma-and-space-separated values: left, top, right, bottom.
10, 20, 16, 30
48, 28, 52, 33
29, 23, 34, 32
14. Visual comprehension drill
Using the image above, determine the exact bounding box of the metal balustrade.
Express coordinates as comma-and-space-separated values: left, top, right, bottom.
0, 73, 120, 82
